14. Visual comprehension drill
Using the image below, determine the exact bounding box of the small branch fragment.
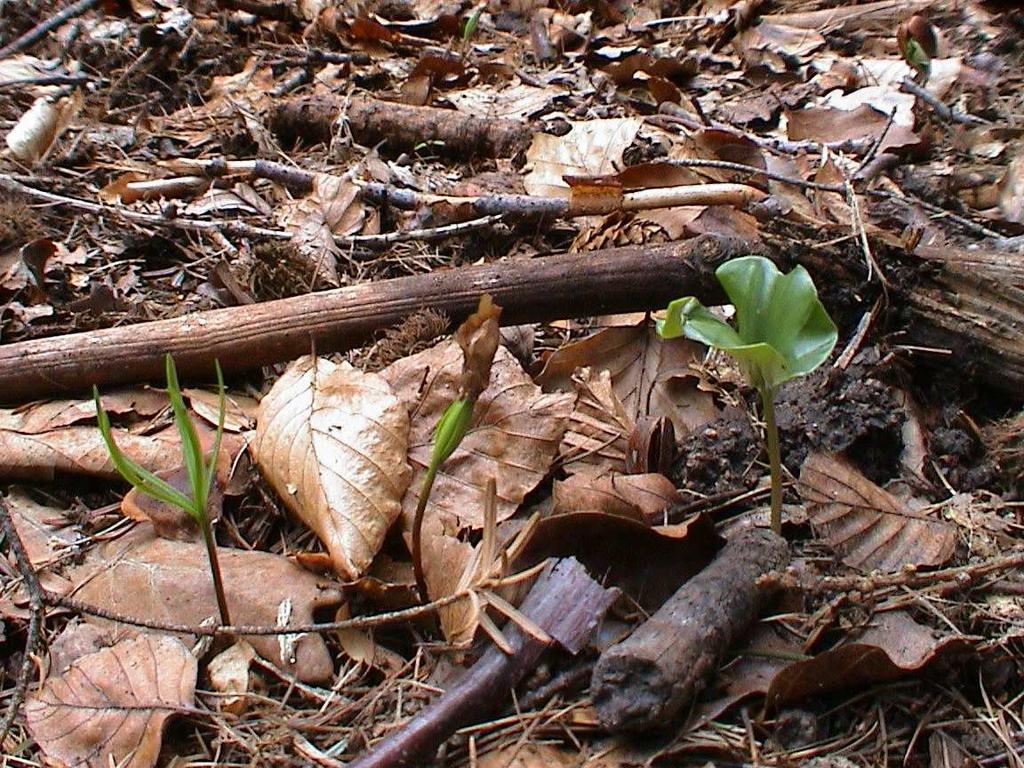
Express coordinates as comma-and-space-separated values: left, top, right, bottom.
347, 558, 617, 768
270, 95, 533, 158
591, 527, 789, 732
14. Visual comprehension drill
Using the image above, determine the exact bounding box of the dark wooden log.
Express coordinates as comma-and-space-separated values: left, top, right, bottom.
590, 527, 789, 733
347, 558, 617, 768
0, 237, 735, 403
270, 94, 534, 158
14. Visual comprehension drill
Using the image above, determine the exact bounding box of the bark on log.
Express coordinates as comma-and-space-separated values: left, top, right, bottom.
906, 246, 1024, 394
270, 94, 534, 158
0, 237, 735, 404
590, 527, 789, 733
347, 558, 617, 768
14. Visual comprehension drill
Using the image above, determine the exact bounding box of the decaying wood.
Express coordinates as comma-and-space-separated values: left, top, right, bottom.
347, 558, 617, 768
906, 246, 1024, 394
0, 237, 736, 403
590, 527, 789, 733
270, 94, 534, 158
0, 238, 1021, 403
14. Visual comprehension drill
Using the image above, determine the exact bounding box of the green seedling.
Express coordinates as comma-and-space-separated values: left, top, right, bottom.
657, 256, 838, 535
412, 398, 474, 600
95, 354, 231, 626
462, 6, 482, 42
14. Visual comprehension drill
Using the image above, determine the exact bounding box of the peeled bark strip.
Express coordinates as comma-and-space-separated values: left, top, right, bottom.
590, 527, 789, 733
0, 237, 734, 403
270, 95, 533, 158
347, 558, 617, 768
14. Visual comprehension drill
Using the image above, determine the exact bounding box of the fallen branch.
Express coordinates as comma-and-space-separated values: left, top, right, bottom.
270, 94, 534, 158
0, 0, 101, 60
347, 558, 617, 768
590, 527, 789, 732
0, 237, 737, 402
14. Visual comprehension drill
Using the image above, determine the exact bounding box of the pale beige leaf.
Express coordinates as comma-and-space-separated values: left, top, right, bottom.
553, 471, 677, 523
67, 527, 343, 682
381, 341, 574, 531
558, 368, 633, 475
208, 640, 257, 714
446, 83, 566, 121
537, 320, 717, 438
800, 453, 957, 571
252, 356, 412, 580
523, 117, 643, 198
25, 633, 196, 768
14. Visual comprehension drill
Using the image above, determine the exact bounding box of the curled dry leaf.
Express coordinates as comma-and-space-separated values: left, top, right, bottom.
455, 293, 502, 403
3, 488, 79, 567
0, 389, 168, 434
208, 640, 257, 714
382, 341, 574, 530
25, 633, 197, 768
553, 470, 677, 524
538, 320, 717, 438
252, 356, 412, 580
67, 528, 343, 682
800, 452, 957, 571
6, 91, 83, 164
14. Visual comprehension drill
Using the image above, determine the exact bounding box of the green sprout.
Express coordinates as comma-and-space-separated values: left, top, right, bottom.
412, 398, 473, 601
462, 6, 482, 42
94, 354, 231, 626
658, 256, 838, 535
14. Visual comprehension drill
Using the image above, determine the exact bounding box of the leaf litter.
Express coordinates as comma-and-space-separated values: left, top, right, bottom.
1, 0, 1023, 765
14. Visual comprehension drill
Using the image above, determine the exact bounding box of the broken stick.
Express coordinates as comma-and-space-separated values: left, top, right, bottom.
590, 527, 789, 732
347, 558, 617, 768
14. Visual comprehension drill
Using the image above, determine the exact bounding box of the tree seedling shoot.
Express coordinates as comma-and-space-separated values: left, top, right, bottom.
658, 256, 838, 534
94, 354, 231, 626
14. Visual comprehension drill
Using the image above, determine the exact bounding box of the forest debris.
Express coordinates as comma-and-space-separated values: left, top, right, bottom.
538, 319, 717, 438
25, 632, 196, 768
6, 91, 82, 164
800, 452, 957, 571
346, 558, 617, 768
252, 356, 411, 580
382, 341, 573, 530
67, 527, 343, 682
270, 94, 533, 158
207, 640, 257, 714
557, 368, 633, 475
2, 489, 79, 568
591, 527, 789, 732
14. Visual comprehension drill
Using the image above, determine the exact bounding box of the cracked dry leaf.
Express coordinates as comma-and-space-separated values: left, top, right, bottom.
381, 341, 574, 530
0, 389, 168, 434
552, 471, 677, 524
252, 356, 412, 580
538, 320, 717, 438
800, 453, 957, 571
67, 528, 343, 682
25, 633, 197, 768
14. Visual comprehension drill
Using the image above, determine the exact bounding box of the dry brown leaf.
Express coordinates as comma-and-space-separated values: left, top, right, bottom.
381, 341, 574, 530
446, 83, 565, 121
552, 471, 677, 523
252, 356, 412, 580
3, 488, 79, 567
800, 453, 957, 571
558, 368, 633, 475
25, 633, 197, 768
280, 173, 364, 287
455, 294, 502, 402
523, 118, 643, 198
786, 103, 920, 153
537, 320, 717, 438
208, 640, 257, 714
0, 389, 168, 434
68, 528, 343, 682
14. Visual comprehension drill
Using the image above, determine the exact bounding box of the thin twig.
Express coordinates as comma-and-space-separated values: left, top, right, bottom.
0, 496, 47, 742
900, 77, 990, 126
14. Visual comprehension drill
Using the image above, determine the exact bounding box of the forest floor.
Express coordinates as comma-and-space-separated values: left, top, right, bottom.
1, 0, 1024, 766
